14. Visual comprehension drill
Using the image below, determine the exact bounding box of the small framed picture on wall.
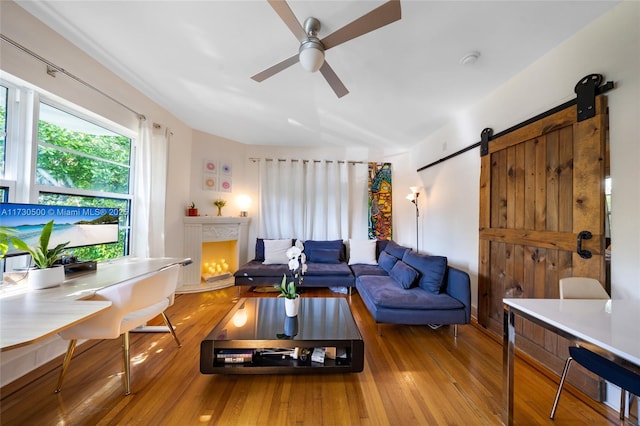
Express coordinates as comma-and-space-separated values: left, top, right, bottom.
219, 177, 232, 192
203, 173, 218, 191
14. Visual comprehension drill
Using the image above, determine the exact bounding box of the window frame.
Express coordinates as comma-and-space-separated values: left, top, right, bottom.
1, 76, 137, 262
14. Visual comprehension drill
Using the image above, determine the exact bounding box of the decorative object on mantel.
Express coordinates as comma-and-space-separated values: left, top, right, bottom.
237, 194, 251, 217
278, 240, 306, 317
213, 199, 227, 216
187, 202, 198, 216
9, 220, 70, 289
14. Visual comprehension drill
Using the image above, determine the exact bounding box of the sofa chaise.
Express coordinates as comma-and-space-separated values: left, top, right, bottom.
354, 241, 471, 336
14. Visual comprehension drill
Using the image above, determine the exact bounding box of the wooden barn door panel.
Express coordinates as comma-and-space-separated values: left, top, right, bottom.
478, 96, 607, 399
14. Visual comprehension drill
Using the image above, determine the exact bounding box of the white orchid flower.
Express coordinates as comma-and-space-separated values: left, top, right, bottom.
288, 257, 299, 271
295, 239, 304, 251
286, 246, 302, 260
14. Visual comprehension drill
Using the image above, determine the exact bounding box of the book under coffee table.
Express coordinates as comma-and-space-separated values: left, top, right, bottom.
200, 297, 364, 374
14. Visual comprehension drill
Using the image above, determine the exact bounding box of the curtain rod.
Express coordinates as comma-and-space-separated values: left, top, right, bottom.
0, 34, 146, 121
249, 158, 364, 164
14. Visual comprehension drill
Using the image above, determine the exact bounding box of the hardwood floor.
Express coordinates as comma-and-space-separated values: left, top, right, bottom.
0, 287, 629, 425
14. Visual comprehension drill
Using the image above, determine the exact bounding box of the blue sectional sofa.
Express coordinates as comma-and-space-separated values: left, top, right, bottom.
234, 238, 471, 336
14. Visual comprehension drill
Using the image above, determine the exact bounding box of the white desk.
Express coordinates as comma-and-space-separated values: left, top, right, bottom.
503, 298, 640, 425
0, 257, 189, 351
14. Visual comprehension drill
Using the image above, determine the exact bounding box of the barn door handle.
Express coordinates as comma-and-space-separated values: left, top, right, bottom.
577, 231, 593, 259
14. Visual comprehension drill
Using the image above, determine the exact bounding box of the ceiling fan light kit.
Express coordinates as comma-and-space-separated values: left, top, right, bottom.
299, 40, 324, 73
253, 0, 402, 97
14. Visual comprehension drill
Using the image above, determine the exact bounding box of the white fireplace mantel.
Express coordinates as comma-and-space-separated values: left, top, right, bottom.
180, 216, 250, 291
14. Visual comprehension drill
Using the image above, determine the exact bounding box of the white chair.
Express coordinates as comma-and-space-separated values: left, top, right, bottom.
55, 264, 182, 395
558, 276, 610, 299
551, 277, 639, 421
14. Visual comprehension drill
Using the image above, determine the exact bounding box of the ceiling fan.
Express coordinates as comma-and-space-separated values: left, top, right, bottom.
251, 0, 402, 98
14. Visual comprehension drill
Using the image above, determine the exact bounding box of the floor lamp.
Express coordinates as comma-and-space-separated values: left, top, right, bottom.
406, 187, 421, 253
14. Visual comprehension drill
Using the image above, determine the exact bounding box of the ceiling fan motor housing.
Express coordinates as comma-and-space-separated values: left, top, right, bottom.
299, 17, 324, 72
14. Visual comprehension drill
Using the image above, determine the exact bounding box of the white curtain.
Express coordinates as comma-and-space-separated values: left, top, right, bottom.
258, 159, 368, 240
131, 120, 168, 257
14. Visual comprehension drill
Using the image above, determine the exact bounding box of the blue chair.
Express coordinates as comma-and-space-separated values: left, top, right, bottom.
550, 277, 640, 420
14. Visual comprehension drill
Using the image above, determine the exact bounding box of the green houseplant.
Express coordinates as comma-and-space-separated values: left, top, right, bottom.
9, 220, 70, 289
10, 220, 70, 269
187, 202, 198, 216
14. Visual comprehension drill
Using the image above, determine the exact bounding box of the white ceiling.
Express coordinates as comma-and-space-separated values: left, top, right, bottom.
16, 1, 618, 150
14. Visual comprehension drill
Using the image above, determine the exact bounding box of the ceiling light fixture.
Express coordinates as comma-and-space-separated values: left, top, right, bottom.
299, 17, 325, 73
460, 51, 480, 66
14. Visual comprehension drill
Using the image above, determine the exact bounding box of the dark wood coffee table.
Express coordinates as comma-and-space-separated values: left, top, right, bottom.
200, 297, 364, 374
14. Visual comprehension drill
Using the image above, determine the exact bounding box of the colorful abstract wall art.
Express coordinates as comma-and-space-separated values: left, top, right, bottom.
368, 162, 392, 240
203, 159, 232, 192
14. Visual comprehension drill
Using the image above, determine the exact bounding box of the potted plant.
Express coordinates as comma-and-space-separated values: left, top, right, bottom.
213, 199, 226, 216
277, 241, 306, 317
9, 220, 70, 289
187, 202, 198, 216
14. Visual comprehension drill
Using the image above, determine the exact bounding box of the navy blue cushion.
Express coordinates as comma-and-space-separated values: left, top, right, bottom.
376, 240, 389, 258
310, 248, 341, 264
304, 240, 344, 263
570, 347, 640, 395
402, 251, 448, 294
378, 251, 398, 273
383, 240, 410, 259
255, 238, 294, 261
389, 261, 419, 289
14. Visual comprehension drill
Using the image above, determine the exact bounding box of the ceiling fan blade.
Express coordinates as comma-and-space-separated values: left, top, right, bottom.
251, 54, 300, 82
321, 0, 401, 51
319, 62, 349, 98
267, 0, 306, 41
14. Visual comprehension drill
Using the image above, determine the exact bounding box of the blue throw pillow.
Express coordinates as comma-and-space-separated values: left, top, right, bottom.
402, 251, 447, 294
383, 240, 410, 260
389, 261, 420, 289
304, 240, 344, 263
378, 251, 398, 273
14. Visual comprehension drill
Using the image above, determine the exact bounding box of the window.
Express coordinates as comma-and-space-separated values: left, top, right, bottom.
34, 101, 133, 261
1, 75, 135, 264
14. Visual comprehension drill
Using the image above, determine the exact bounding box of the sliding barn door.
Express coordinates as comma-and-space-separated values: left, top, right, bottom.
478, 96, 608, 398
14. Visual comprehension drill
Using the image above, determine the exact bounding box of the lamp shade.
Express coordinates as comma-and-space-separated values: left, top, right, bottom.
299, 41, 324, 72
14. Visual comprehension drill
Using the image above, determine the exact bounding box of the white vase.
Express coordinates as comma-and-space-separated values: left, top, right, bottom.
28, 266, 65, 290
284, 296, 300, 317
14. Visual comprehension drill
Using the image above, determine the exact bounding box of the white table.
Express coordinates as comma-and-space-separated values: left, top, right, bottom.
0, 257, 189, 351
503, 298, 640, 425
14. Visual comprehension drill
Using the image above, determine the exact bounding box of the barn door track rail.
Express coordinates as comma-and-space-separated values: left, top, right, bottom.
417, 74, 614, 172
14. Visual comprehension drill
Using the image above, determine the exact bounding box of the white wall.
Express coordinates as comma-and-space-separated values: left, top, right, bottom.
405, 0, 640, 311
188, 133, 405, 257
